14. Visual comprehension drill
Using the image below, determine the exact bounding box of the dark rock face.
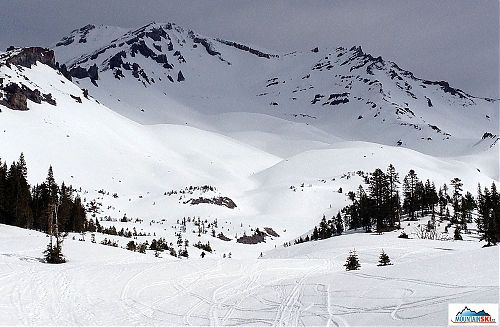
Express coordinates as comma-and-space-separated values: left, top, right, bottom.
2, 87, 28, 111
70, 94, 82, 103
145, 27, 167, 42
217, 233, 232, 241
237, 229, 268, 244
109, 51, 126, 69
264, 227, 279, 237
87, 64, 99, 81
216, 39, 279, 59
56, 63, 73, 81
177, 70, 185, 82
69, 66, 89, 79
184, 196, 236, 209
0, 82, 56, 111
482, 132, 496, 139
190, 33, 221, 56
69, 64, 99, 85
56, 24, 96, 47
422, 80, 467, 98
5, 47, 55, 68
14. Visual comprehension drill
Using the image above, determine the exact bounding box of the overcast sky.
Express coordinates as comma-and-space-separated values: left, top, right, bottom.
0, 0, 497, 98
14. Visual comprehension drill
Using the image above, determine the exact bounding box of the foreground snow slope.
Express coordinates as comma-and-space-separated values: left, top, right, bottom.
0, 224, 497, 326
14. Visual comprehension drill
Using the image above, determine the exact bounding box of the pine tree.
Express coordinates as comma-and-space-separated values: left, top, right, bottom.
454, 226, 463, 240
0, 159, 6, 224
46, 166, 58, 205
369, 168, 389, 233
386, 164, 400, 229
413, 180, 422, 217
450, 178, 463, 223
357, 186, 372, 231
403, 170, 419, 220
44, 233, 66, 264
335, 212, 344, 235
347, 191, 360, 229
378, 250, 391, 266
5, 155, 33, 228
44, 202, 66, 264
127, 240, 136, 251
344, 250, 361, 271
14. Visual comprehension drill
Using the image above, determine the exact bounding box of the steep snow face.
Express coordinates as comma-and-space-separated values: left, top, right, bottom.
255, 46, 498, 156
54, 24, 130, 65
52, 23, 498, 159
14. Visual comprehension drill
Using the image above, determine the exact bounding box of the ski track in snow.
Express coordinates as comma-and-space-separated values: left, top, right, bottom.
0, 253, 497, 326
0, 224, 497, 326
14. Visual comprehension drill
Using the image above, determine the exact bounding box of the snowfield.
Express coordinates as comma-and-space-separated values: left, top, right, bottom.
0, 21, 499, 326
0, 224, 497, 326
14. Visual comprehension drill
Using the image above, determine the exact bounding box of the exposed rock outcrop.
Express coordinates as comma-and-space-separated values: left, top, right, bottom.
184, 196, 236, 209
5, 47, 55, 68
0, 82, 56, 111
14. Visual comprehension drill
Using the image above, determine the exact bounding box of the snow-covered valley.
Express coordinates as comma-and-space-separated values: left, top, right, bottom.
0, 20, 498, 326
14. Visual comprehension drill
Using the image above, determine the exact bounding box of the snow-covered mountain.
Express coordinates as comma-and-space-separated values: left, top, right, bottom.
52, 22, 498, 158
1, 21, 498, 240
1, 21, 499, 326
0, 41, 496, 247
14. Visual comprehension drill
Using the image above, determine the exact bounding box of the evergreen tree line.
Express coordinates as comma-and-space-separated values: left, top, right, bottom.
287, 164, 499, 247
342, 165, 499, 244
0, 154, 87, 233
477, 183, 500, 246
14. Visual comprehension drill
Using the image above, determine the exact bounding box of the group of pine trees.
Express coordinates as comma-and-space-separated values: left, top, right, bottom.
0, 154, 88, 263
292, 164, 499, 247
0, 154, 88, 234
477, 183, 500, 246
344, 249, 391, 271
341, 165, 499, 244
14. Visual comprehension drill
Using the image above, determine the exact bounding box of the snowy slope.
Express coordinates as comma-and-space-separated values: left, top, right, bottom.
0, 22, 498, 327
52, 22, 499, 159
0, 223, 497, 326
1, 47, 498, 258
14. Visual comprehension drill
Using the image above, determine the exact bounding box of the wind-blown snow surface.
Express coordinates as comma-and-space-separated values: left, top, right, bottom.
0, 224, 497, 326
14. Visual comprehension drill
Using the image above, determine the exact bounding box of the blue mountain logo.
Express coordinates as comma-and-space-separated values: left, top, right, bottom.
452, 306, 497, 324
457, 307, 490, 317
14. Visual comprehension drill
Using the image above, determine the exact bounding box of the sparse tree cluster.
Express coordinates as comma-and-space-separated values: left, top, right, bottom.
344, 249, 391, 271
